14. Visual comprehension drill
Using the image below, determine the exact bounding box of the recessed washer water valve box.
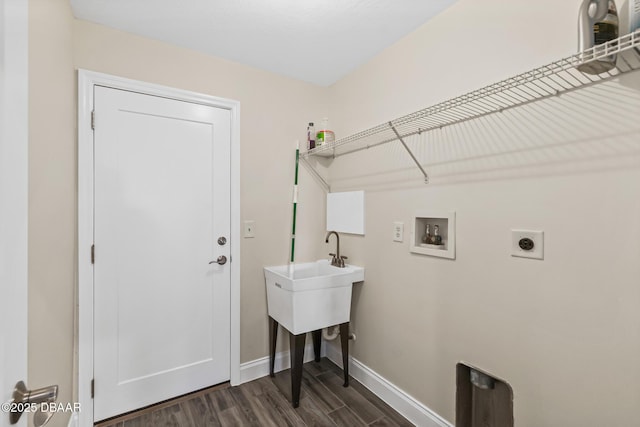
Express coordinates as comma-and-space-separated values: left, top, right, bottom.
410, 211, 456, 259
511, 229, 544, 260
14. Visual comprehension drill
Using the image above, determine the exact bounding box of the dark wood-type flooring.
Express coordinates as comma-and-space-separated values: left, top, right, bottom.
96, 358, 414, 427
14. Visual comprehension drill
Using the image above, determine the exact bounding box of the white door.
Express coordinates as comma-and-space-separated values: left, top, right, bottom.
1, 0, 28, 426
93, 86, 231, 421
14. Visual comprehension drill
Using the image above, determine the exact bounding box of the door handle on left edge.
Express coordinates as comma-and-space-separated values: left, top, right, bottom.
10, 381, 58, 426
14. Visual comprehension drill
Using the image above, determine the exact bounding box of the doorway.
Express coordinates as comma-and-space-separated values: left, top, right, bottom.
78, 70, 241, 425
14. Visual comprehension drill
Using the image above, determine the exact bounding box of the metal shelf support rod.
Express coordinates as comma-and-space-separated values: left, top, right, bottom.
299, 156, 330, 192
389, 123, 429, 184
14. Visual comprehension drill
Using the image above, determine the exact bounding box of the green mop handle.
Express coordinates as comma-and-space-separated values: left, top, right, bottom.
290, 141, 300, 263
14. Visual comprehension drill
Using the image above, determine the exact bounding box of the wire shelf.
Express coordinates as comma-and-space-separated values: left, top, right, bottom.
303, 31, 640, 161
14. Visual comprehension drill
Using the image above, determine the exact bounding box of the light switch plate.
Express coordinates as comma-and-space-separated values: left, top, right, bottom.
244, 220, 255, 238
393, 222, 404, 242
511, 229, 543, 259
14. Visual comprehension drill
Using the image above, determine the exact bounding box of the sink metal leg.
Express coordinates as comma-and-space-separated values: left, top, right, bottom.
312, 329, 322, 362
339, 322, 350, 387
289, 332, 306, 408
269, 317, 278, 377
270, 320, 348, 407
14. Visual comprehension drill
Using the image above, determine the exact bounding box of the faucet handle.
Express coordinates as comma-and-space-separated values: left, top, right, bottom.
328, 253, 340, 267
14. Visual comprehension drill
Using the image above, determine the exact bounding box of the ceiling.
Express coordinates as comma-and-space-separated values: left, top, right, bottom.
70, 0, 457, 86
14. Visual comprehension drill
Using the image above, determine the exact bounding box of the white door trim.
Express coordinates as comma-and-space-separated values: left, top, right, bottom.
77, 69, 241, 426
0, 0, 28, 424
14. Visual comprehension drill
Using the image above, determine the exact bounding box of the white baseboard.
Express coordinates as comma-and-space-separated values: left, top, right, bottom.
239, 341, 325, 384
325, 344, 453, 427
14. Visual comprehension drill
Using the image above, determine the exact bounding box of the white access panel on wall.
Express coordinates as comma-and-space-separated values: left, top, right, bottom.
327, 191, 365, 235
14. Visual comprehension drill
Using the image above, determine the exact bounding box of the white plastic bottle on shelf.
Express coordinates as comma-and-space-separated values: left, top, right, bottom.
577, 0, 618, 74
629, 0, 639, 34
316, 117, 335, 147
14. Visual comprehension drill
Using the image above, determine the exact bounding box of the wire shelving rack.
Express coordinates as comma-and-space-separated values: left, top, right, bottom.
301, 31, 640, 184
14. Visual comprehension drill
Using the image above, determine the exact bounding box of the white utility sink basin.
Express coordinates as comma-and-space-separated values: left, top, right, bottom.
264, 260, 364, 335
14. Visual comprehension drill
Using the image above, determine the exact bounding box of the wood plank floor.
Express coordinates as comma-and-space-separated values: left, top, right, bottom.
95, 358, 414, 427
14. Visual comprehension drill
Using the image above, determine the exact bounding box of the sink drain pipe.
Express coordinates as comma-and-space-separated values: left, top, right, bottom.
322, 325, 340, 340
322, 325, 356, 341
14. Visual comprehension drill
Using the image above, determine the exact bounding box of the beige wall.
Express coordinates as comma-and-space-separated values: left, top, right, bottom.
326, 0, 640, 426
29, 1, 327, 426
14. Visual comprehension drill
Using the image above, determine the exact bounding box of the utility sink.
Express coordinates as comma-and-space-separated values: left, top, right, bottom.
264, 260, 364, 335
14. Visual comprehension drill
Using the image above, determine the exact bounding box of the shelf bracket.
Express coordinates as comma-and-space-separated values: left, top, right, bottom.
300, 156, 331, 192
389, 123, 429, 184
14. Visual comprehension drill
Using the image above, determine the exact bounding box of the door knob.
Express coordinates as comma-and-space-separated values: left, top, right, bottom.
9, 381, 58, 426
209, 255, 227, 265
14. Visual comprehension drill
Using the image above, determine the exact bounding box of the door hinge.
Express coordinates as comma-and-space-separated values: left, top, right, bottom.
91, 379, 94, 398
91, 110, 95, 130
91, 244, 95, 264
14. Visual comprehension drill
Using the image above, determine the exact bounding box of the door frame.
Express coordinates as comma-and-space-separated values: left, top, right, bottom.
0, 0, 28, 425
77, 69, 241, 426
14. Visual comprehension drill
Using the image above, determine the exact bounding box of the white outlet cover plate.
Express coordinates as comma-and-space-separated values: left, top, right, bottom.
393, 222, 404, 242
511, 229, 543, 260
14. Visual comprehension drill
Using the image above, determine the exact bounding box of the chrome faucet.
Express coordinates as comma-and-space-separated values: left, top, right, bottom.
325, 231, 347, 268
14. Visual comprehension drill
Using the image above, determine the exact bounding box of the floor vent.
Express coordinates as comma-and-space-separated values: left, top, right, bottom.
456, 363, 513, 427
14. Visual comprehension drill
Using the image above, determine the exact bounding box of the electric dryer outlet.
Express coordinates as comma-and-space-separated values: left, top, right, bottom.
511, 229, 544, 260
